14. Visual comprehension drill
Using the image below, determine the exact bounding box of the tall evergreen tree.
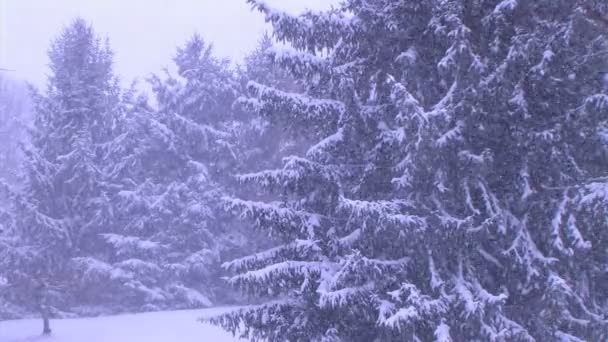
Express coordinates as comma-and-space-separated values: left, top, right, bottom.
212, 1, 608, 341
73, 35, 245, 312
0, 77, 30, 315
3, 18, 119, 328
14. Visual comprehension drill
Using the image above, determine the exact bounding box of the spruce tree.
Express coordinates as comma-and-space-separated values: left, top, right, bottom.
212, 1, 608, 341
5, 18, 119, 326
74, 35, 244, 311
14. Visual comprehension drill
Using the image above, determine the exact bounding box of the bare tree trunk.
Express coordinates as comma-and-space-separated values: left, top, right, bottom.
42, 313, 51, 335
41, 306, 52, 335
35, 279, 52, 335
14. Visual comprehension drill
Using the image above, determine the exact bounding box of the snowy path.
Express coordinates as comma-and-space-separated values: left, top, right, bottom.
0, 307, 242, 342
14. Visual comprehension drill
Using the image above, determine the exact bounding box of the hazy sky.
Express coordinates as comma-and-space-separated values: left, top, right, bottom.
0, 0, 336, 87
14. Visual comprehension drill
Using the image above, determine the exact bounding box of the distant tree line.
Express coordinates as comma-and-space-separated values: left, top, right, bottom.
0, 18, 292, 324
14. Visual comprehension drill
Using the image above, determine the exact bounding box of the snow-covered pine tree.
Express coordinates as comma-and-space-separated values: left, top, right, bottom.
73, 35, 244, 312
211, 2, 409, 340
212, 1, 608, 341
0, 78, 29, 302
6, 18, 120, 322
380, 1, 608, 340
145, 35, 249, 305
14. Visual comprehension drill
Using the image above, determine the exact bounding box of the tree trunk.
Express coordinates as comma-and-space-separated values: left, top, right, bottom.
42, 313, 51, 335
35, 279, 52, 335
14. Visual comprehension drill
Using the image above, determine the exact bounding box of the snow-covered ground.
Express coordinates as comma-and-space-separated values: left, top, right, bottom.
0, 307, 242, 342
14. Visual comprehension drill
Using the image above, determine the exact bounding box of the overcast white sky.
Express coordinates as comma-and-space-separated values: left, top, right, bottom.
0, 0, 337, 87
